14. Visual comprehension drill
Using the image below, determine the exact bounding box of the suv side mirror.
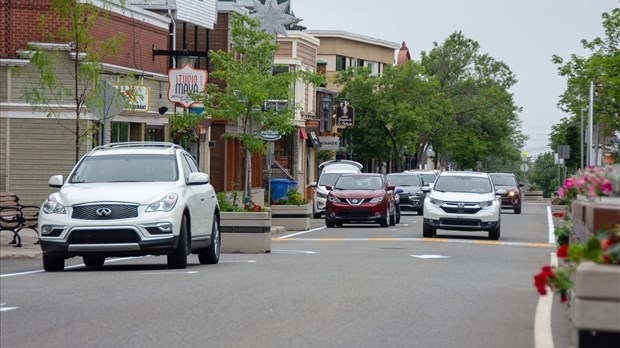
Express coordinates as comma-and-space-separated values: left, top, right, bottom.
309, 181, 317, 187
421, 186, 430, 192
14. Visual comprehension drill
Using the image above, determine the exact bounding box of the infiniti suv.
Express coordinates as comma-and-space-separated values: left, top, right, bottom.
38, 142, 221, 271
422, 171, 505, 240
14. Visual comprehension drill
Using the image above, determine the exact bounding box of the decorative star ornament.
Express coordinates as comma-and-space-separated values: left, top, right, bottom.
250, 0, 300, 38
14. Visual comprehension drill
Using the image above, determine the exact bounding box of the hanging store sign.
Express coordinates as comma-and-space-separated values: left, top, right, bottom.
167, 64, 208, 108
318, 136, 340, 150
254, 129, 282, 141
115, 85, 150, 112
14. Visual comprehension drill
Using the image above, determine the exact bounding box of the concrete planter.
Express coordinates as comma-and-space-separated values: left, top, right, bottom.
570, 199, 620, 243
220, 211, 271, 253
271, 204, 311, 231
570, 261, 620, 347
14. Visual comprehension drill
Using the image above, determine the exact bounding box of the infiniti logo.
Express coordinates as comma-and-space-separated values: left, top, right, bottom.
96, 208, 112, 217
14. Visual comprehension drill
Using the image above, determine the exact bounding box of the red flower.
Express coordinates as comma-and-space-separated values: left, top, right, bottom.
560, 293, 569, 303
552, 212, 565, 218
557, 244, 568, 258
533, 266, 554, 295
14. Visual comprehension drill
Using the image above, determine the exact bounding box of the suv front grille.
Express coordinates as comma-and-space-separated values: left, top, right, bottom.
440, 202, 481, 214
72, 204, 138, 220
67, 229, 140, 244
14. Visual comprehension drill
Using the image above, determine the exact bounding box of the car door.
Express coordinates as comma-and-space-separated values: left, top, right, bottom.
180, 153, 211, 237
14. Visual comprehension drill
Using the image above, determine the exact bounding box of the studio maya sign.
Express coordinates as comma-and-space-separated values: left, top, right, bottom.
167, 64, 208, 108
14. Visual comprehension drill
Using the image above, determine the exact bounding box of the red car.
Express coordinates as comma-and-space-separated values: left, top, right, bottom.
325, 173, 397, 228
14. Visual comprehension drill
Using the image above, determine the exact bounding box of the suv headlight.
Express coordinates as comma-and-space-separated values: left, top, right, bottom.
316, 191, 327, 199
328, 196, 341, 203
42, 195, 66, 214
429, 198, 444, 206
369, 196, 384, 204
479, 200, 495, 208
508, 191, 518, 197
146, 193, 178, 212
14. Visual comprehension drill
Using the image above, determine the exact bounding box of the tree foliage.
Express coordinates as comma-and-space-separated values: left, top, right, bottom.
420, 31, 525, 169
334, 31, 525, 171
19, 0, 127, 162
198, 14, 323, 155
529, 152, 560, 197
551, 8, 620, 166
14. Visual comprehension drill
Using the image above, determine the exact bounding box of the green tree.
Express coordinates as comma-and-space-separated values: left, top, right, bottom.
19, 0, 127, 162
334, 61, 450, 171
529, 152, 560, 197
420, 31, 526, 169
552, 9, 620, 164
197, 14, 322, 199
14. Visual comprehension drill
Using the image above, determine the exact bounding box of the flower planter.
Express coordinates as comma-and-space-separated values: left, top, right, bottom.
271, 204, 311, 231
219, 211, 271, 253
570, 261, 620, 347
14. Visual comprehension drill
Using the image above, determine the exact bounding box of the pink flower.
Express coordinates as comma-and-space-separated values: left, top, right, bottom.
600, 180, 613, 194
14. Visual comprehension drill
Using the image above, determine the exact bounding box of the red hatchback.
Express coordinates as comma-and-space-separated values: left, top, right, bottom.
325, 173, 397, 228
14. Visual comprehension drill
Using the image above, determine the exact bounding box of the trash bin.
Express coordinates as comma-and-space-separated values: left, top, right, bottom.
270, 179, 297, 202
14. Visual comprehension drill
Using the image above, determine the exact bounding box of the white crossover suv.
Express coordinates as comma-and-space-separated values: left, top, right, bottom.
421, 171, 505, 240
38, 142, 221, 271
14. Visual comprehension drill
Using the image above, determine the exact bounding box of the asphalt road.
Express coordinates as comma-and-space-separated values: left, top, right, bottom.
0, 202, 572, 348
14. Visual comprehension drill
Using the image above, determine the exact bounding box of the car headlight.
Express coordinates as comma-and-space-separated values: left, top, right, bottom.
316, 191, 327, 198
412, 191, 424, 198
479, 200, 495, 208
508, 191, 518, 197
328, 196, 341, 203
146, 193, 178, 212
42, 195, 66, 214
429, 198, 444, 206
369, 196, 384, 204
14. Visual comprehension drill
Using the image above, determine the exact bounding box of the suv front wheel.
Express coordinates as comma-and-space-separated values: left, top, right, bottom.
168, 215, 189, 269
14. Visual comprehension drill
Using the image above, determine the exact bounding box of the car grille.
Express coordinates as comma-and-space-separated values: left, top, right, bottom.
67, 229, 140, 244
338, 209, 374, 218
72, 204, 139, 220
345, 198, 366, 206
440, 202, 481, 214
440, 218, 481, 227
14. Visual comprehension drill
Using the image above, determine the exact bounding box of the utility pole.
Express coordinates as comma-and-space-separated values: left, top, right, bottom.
587, 81, 594, 167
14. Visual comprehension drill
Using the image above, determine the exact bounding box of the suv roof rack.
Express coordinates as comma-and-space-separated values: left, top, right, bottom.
88, 142, 183, 156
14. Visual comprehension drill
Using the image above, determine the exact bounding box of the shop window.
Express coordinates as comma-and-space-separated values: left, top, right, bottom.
112, 122, 129, 143
146, 125, 165, 142
336, 55, 346, 71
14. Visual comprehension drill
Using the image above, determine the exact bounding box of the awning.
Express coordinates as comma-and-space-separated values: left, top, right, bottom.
307, 131, 322, 148
299, 128, 308, 140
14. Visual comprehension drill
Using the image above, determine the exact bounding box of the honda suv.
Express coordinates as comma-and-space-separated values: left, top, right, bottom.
38, 142, 221, 271
422, 171, 505, 240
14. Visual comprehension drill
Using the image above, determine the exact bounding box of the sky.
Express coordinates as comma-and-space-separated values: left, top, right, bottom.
290, 0, 618, 159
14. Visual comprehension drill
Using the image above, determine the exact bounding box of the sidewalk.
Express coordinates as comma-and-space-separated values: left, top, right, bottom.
0, 228, 42, 259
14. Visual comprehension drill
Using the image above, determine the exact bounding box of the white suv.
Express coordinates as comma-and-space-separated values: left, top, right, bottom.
38, 142, 220, 271
421, 171, 505, 240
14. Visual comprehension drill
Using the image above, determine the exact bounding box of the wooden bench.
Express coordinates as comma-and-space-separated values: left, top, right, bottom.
0, 192, 40, 247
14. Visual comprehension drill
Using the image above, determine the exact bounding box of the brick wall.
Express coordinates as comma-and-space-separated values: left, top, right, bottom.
3, 1, 168, 75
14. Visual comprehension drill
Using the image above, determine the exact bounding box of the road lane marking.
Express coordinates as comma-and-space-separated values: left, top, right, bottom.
411, 254, 450, 259
547, 206, 556, 244
1, 257, 141, 278
271, 250, 316, 254
279, 226, 326, 239
534, 252, 557, 348
274, 237, 555, 249
141, 271, 198, 275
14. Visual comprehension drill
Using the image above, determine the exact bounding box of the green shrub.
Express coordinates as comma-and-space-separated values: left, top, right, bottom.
273, 188, 307, 205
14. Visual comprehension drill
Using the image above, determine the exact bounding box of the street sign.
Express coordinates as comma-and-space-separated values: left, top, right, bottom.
520, 163, 530, 173
558, 145, 570, 159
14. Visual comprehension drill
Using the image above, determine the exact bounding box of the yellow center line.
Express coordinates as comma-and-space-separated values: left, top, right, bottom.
273, 237, 556, 249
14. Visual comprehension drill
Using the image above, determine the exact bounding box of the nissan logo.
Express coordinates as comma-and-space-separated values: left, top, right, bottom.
351, 199, 359, 204
96, 208, 112, 217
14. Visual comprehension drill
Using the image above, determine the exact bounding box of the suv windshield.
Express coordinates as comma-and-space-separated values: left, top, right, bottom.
490, 174, 516, 186
387, 174, 421, 186
69, 154, 178, 183
433, 176, 492, 193
318, 173, 343, 186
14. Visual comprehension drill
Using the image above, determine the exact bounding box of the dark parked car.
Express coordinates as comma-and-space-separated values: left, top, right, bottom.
387, 172, 425, 215
489, 173, 524, 214
325, 173, 397, 228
